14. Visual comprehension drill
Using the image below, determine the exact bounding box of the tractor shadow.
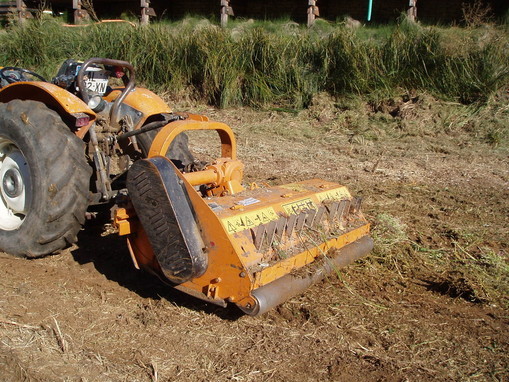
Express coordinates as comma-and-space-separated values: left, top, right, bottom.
71, 210, 243, 321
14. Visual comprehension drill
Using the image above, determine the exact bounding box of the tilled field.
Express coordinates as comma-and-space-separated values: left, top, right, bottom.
1, 96, 508, 381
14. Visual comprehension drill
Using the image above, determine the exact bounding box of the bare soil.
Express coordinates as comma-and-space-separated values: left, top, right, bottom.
1, 94, 508, 381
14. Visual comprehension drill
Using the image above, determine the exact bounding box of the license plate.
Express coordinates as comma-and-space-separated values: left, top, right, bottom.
84, 69, 109, 95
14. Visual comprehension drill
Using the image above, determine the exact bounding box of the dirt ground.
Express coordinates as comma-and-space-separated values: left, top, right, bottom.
1, 94, 508, 381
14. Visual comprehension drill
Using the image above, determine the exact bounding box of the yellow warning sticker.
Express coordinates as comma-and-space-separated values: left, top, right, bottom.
316, 188, 351, 203
282, 198, 316, 215
221, 207, 279, 234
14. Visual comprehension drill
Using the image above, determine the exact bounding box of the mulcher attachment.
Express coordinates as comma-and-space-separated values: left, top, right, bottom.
117, 119, 373, 315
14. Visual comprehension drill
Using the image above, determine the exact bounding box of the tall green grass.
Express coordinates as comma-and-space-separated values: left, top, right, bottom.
0, 17, 507, 107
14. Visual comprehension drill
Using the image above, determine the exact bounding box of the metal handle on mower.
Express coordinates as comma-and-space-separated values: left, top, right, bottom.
76, 57, 136, 128
147, 119, 237, 160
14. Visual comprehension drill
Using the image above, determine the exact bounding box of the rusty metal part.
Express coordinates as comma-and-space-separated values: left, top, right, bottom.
242, 235, 373, 316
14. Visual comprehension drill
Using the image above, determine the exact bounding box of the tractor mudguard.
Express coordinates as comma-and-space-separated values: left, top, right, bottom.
0, 82, 96, 138
103, 87, 210, 130
103, 87, 171, 129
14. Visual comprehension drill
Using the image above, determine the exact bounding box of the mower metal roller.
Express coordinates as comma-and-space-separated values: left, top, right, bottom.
116, 119, 373, 315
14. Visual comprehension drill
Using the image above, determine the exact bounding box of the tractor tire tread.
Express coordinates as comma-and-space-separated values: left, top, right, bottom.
0, 100, 91, 258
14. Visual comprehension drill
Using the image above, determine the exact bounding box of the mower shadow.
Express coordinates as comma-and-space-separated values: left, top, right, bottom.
71, 213, 244, 321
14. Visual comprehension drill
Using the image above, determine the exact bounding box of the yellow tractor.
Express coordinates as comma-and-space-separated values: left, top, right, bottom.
0, 58, 372, 315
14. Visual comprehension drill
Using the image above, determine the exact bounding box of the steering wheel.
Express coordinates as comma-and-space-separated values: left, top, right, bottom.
0, 67, 47, 84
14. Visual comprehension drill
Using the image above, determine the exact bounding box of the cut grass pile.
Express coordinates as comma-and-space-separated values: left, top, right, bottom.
0, 17, 508, 108
369, 212, 509, 308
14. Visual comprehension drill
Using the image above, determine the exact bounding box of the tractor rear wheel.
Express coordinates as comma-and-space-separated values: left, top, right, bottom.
137, 129, 195, 170
0, 100, 91, 257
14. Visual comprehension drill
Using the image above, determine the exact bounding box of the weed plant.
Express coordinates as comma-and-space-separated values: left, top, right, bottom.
0, 17, 508, 108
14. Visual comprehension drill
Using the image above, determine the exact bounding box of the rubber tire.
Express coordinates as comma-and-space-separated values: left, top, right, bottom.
137, 129, 195, 168
0, 100, 92, 257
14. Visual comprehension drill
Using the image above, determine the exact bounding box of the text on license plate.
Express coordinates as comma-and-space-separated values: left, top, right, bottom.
85, 78, 108, 94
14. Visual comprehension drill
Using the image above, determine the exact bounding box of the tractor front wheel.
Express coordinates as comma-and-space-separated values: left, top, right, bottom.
0, 100, 91, 257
